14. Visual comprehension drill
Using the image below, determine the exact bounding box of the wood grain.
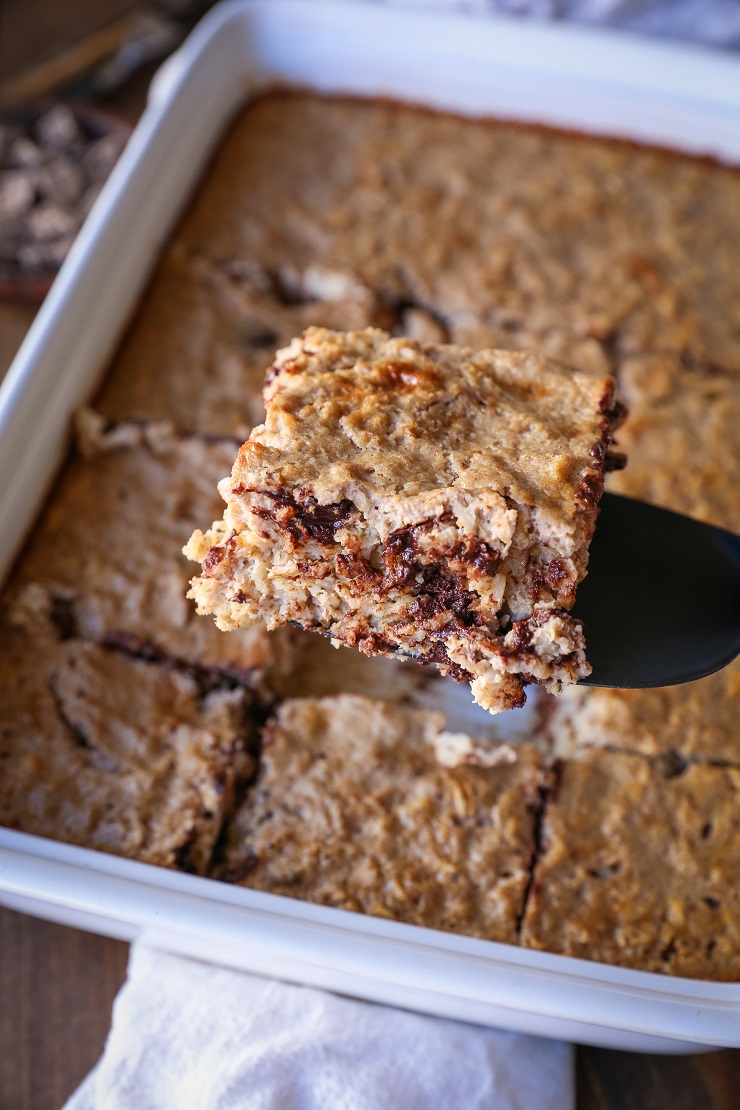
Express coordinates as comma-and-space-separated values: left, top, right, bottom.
0, 909, 128, 1110
576, 1043, 740, 1110
0, 303, 37, 384
0, 1, 138, 89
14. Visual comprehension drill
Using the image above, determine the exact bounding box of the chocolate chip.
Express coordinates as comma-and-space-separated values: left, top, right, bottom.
35, 105, 82, 151
0, 106, 125, 279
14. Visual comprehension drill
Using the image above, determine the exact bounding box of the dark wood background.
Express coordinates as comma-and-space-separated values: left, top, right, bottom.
1, 4, 739, 1108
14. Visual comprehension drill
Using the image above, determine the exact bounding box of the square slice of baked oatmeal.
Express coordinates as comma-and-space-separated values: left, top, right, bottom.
6, 423, 292, 695
0, 618, 254, 872
520, 748, 740, 980
186, 327, 624, 714
214, 693, 549, 942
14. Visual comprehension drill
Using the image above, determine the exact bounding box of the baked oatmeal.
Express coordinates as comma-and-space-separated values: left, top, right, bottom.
95, 244, 374, 438
177, 93, 740, 374
607, 351, 740, 533
547, 657, 740, 767
520, 748, 740, 980
0, 615, 254, 872
539, 345, 740, 771
185, 327, 624, 714
6, 421, 289, 692
215, 693, 548, 941
3, 88, 740, 980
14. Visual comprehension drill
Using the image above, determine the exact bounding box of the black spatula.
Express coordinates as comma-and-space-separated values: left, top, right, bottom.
574, 493, 740, 689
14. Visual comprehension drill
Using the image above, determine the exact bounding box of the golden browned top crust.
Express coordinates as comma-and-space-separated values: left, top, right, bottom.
521, 750, 740, 980
216, 694, 549, 942
5, 424, 289, 689
178, 92, 740, 375
0, 618, 254, 872
251, 326, 620, 532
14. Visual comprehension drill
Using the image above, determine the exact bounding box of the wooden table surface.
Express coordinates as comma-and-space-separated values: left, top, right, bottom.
1, 12, 740, 1109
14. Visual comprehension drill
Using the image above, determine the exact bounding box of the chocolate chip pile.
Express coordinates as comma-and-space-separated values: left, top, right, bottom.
0, 105, 126, 282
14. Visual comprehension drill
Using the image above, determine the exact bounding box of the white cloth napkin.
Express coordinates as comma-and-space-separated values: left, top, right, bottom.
64, 943, 573, 1110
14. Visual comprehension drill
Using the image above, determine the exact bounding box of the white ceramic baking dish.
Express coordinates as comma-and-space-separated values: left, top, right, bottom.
2, 0, 740, 1053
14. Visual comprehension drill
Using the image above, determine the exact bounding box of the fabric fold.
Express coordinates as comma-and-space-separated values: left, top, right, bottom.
64, 944, 573, 1110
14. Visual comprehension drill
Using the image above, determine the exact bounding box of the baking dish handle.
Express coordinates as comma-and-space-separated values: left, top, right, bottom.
148, 47, 189, 108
